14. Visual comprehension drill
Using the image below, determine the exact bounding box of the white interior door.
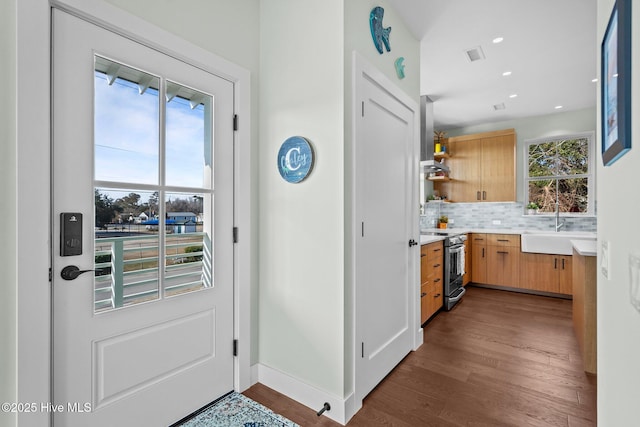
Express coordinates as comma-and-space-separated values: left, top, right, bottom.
354, 57, 419, 401
52, 10, 234, 426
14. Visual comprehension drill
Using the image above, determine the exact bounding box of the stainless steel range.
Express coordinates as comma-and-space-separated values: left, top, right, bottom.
422, 232, 467, 310
442, 233, 466, 310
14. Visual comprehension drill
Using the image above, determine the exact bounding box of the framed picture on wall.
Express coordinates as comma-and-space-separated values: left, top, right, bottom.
601, 0, 632, 166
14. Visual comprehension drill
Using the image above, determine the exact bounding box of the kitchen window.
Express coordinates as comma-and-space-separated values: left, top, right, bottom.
525, 132, 595, 215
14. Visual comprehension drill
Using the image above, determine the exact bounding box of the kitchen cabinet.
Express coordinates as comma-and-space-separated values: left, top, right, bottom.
420, 241, 444, 324
433, 129, 516, 202
520, 253, 572, 295
462, 236, 471, 286
470, 233, 487, 284
486, 234, 520, 287
572, 248, 597, 374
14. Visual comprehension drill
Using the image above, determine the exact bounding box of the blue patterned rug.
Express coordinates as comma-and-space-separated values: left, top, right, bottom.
176, 392, 299, 427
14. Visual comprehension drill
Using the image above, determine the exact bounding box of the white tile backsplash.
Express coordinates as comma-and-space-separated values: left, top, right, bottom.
420, 202, 597, 232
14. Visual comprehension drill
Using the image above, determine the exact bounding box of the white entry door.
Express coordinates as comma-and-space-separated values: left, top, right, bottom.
52, 10, 234, 426
354, 55, 419, 402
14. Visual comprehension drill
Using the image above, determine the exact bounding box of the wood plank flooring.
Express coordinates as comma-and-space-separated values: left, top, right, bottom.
244, 286, 597, 426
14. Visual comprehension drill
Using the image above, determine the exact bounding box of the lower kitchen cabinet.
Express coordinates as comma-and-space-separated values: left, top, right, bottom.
420, 241, 444, 323
487, 245, 520, 287
572, 249, 597, 374
462, 236, 471, 286
471, 234, 487, 284
520, 253, 572, 295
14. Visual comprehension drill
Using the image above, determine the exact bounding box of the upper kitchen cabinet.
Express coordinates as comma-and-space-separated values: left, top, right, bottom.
434, 129, 516, 202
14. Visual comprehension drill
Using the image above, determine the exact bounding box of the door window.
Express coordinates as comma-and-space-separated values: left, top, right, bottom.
94, 56, 215, 312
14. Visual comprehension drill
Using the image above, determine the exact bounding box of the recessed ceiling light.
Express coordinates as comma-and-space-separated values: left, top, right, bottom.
555, 105, 563, 109
502, 71, 512, 76
592, 78, 598, 83
509, 94, 518, 98
493, 37, 504, 44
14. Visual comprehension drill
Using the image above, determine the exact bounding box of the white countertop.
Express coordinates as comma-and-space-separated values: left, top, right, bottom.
572, 239, 597, 257
420, 235, 446, 245
421, 227, 527, 235
420, 227, 596, 246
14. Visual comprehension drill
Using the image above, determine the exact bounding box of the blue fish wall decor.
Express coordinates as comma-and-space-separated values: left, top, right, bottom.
370, 6, 391, 54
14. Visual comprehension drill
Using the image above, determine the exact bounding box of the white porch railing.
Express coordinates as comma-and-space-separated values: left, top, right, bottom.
94, 232, 211, 312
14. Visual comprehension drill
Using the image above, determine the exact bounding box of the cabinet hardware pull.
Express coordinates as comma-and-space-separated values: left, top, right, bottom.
483, 191, 487, 200
434, 278, 440, 283
433, 248, 441, 252
421, 292, 427, 298
554, 258, 558, 269
497, 251, 508, 254
434, 293, 441, 298
474, 238, 484, 241
434, 264, 440, 268
562, 258, 565, 269
482, 248, 485, 257
421, 254, 426, 258
497, 239, 509, 242
477, 191, 481, 200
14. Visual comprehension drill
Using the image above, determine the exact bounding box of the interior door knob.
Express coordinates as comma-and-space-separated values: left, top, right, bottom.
409, 239, 418, 247
60, 265, 95, 281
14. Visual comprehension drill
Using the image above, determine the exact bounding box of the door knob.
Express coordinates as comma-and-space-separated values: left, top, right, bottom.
409, 239, 418, 247
60, 265, 95, 281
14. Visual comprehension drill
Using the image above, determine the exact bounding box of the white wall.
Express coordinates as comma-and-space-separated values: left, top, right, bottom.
446, 107, 597, 202
104, 0, 262, 365
258, 0, 345, 398
596, 0, 640, 424
0, 0, 17, 426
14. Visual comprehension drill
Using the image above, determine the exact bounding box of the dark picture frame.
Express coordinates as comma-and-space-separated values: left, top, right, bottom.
601, 0, 632, 166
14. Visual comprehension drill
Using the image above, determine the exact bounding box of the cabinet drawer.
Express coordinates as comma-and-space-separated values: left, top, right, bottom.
488, 234, 520, 247
423, 241, 444, 260
471, 233, 488, 244
426, 257, 443, 281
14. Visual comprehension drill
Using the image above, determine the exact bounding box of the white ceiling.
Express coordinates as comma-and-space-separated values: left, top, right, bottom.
387, 0, 597, 130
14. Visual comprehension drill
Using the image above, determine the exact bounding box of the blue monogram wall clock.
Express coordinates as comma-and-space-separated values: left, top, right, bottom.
277, 136, 315, 183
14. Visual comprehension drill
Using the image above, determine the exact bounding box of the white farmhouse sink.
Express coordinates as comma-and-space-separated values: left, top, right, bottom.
520, 231, 596, 255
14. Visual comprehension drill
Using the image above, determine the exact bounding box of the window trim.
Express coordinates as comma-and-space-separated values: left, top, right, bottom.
523, 131, 596, 216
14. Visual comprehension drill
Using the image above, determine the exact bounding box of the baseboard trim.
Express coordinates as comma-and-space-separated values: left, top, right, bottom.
469, 283, 572, 300
256, 363, 354, 425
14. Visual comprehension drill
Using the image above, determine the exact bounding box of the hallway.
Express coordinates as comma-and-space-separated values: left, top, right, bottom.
245, 286, 597, 426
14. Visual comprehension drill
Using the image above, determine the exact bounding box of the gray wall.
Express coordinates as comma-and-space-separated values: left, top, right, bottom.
0, 0, 17, 425
596, 0, 640, 423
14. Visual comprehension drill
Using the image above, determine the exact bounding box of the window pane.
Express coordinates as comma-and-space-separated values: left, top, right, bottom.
558, 177, 589, 213
528, 179, 557, 213
528, 142, 556, 177
94, 188, 159, 312
557, 138, 589, 175
164, 192, 212, 297
94, 56, 159, 185
165, 82, 213, 188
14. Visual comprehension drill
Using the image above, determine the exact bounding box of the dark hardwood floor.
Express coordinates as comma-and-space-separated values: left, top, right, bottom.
244, 286, 597, 426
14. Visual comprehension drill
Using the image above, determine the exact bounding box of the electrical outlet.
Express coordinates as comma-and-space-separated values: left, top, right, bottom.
601, 241, 610, 279
449, 218, 455, 224
492, 220, 501, 225
630, 254, 640, 313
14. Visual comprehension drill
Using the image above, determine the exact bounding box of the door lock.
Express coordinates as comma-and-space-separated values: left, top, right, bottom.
60, 265, 96, 281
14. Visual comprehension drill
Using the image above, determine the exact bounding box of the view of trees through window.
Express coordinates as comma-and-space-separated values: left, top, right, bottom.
94, 189, 203, 229
527, 136, 591, 213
